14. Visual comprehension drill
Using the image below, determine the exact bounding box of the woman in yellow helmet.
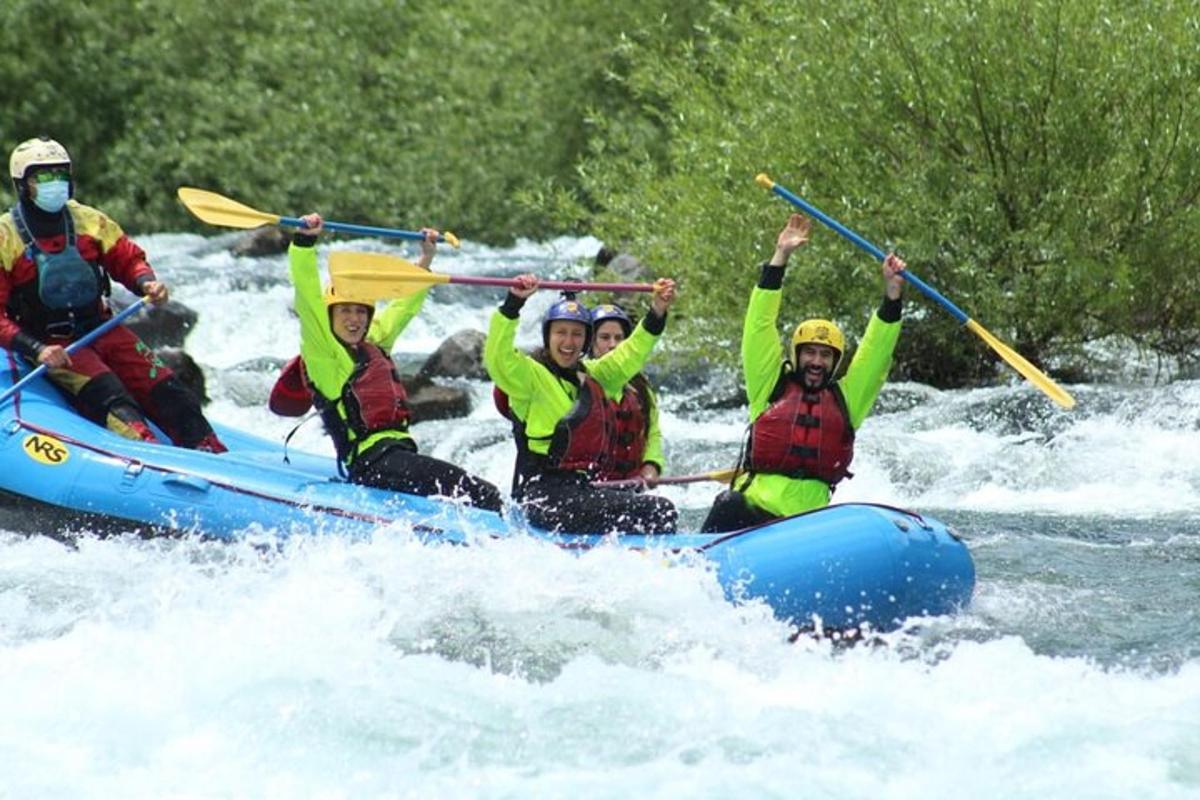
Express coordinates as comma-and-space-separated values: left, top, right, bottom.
700, 213, 906, 532
275, 213, 502, 511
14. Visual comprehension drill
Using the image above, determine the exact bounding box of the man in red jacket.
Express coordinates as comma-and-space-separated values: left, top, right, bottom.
0, 137, 224, 451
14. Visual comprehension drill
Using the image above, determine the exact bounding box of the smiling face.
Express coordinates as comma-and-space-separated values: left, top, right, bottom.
547, 320, 588, 368
330, 302, 372, 345
795, 343, 838, 389
591, 319, 626, 358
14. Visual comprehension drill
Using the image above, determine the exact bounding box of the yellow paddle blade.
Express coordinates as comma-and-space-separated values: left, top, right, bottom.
706, 468, 739, 483
328, 251, 451, 300
177, 187, 281, 229
965, 319, 1077, 409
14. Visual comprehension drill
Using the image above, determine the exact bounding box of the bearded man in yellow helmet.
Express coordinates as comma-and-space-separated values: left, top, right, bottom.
700, 213, 906, 532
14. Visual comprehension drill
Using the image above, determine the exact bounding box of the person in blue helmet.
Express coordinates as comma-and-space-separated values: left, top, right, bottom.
484, 275, 678, 534
588, 303, 664, 485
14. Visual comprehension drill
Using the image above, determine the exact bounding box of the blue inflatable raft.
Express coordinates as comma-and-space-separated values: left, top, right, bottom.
0, 351, 975, 632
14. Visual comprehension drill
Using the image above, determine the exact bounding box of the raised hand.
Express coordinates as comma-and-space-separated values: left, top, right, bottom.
650, 277, 677, 316
882, 253, 906, 300
771, 213, 812, 265
417, 227, 439, 270
510, 273, 540, 299
299, 213, 324, 236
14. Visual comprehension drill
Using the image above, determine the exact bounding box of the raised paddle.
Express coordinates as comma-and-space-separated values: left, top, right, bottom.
591, 468, 738, 490
755, 173, 1076, 410
0, 297, 150, 406
327, 251, 656, 301
176, 187, 461, 248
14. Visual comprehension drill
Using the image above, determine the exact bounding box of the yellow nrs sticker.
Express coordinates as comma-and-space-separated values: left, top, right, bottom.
22, 433, 70, 465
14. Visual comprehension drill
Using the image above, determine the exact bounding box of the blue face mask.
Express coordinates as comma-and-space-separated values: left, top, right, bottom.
32, 179, 70, 213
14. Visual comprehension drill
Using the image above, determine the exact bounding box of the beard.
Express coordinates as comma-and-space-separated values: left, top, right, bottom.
801, 364, 830, 389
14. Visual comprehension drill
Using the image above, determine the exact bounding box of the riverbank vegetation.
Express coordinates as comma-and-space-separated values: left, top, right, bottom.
2, 0, 1197, 383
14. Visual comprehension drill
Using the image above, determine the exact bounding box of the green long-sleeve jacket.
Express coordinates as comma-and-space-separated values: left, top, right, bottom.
639, 378, 664, 473
740, 266, 901, 517
484, 301, 663, 463
289, 241, 430, 464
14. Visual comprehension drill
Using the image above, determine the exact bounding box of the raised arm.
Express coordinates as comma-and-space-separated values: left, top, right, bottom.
744, 215, 812, 415
483, 273, 541, 405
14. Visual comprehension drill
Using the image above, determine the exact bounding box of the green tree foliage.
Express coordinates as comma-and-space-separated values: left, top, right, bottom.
0, 0, 707, 243
1, 0, 1196, 384
565, 0, 1200, 381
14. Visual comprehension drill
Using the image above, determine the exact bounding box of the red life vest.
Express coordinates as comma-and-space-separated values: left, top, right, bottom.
275, 346, 411, 464
594, 378, 651, 481
746, 378, 855, 487
269, 355, 314, 417
496, 368, 649, 481
335, 343, 411, 439
547, 375, 615, 475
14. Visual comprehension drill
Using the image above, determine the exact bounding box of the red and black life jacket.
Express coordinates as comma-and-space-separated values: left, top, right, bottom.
546, 375, 614, 475
494, 362, 651, 487
746, 376, 855, 487
593, 376, 652, 481
273, 346, 411, 465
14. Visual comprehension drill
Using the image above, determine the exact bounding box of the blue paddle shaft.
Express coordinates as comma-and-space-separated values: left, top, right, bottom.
768, 183, 970, 325
0, 297, 149, 405
277, 215, 446, 244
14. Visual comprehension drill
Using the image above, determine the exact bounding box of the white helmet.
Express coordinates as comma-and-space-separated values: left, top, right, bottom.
10, 137, 72, 181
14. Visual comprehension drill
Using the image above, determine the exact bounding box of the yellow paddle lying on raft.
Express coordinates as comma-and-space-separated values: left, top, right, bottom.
591, 468, 738, 490
177, 187, 461, 248
327, 251, 657, 301
755, 174, 1076, 410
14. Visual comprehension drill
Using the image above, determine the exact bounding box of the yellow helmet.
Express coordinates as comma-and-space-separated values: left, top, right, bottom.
791, 318, 845, 370
322, 282, 377, 310
10, 137, 71, 181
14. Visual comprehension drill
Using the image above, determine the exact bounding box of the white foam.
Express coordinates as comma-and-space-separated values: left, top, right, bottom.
2, 532, 1197, 798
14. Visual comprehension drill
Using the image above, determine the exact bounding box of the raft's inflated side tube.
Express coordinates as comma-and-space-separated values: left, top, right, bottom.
0, 347, 974, 632
0, 360, 508, 540
699, 503, 975, 631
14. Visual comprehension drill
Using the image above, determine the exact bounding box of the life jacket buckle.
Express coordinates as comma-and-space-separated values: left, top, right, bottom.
42, 316, 79, 338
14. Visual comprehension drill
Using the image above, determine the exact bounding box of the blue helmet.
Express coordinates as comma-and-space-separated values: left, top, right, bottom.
542, 296, 592, 349
591, 303, 632, 337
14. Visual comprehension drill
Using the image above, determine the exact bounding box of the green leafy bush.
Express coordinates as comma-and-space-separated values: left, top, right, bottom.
2, 0, 1196, 384
565, 0, 1200, 381
0, 0, 707, 244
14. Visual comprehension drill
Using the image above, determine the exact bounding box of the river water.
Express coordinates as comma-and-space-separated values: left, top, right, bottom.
2, 232, 1197, 799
